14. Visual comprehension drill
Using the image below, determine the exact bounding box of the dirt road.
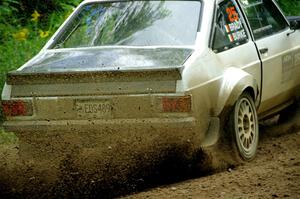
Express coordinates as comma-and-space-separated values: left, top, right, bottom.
0, 108, 299, 198
123, 131, 300, 199
121, 106, 300, 199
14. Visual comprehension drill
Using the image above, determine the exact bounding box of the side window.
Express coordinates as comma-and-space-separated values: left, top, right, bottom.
239, 0, 288, 40
212, 0, 249, 53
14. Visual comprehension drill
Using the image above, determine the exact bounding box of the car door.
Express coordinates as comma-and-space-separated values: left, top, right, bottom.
209, 0, 262, 111
238, 0, 300, 115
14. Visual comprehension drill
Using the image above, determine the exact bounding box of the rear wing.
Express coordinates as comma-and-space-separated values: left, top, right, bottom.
6, 68, 182, 85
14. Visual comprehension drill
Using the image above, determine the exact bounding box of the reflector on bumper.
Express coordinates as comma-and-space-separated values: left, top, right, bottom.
162, 96, 191, 113
1, 100, 33, 117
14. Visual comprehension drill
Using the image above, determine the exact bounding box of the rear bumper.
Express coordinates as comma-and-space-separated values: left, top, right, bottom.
3, 116, 221, 156
3, 117, 197, 134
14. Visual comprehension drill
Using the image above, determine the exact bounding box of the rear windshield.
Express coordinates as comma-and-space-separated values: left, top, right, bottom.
51, 1, 201, 48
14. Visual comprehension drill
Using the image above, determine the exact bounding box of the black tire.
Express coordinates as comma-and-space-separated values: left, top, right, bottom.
228, 92, 259, 161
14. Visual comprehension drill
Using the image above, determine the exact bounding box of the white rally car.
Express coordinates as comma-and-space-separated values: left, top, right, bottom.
2, 0, 300, 161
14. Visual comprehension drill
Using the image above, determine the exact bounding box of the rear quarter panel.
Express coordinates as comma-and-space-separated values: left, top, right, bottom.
182, 41, 261, 119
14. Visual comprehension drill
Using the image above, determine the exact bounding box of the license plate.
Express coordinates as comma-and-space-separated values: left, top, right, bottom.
75, 100, 112, 118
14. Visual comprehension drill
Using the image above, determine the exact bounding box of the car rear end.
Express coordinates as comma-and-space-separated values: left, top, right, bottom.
1, 0, 205, 150
2, 67, 198, 137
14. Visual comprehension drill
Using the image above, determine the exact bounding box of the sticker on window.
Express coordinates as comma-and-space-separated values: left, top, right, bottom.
224, 20, 247, 42
226, 6, 239, 22
224, 6, 247, 43
212, 0, 249, 52
224, 20, 243, 32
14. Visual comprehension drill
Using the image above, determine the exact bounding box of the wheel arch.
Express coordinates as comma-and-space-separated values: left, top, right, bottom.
214, 67, 259, 117
243, 86, 256, 102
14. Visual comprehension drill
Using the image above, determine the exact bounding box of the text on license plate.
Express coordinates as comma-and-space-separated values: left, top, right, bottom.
75, 100, 112, 118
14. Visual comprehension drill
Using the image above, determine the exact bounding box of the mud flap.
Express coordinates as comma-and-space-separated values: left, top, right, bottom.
200, 117, 220, 147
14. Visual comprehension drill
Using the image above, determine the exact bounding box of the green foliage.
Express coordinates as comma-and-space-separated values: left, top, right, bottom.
0, 0, 83, 96
0, 129, 18, 144
0, 0, 19, 23
0, 35, 46, 86
277, 0, 300, 16
0, 0, 82, 40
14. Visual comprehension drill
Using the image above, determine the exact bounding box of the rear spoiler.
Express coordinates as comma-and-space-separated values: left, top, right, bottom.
7, 68, 182, 85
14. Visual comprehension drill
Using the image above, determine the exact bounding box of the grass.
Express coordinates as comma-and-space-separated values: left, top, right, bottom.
0, 128, 18, 144
0, 36, 47, 91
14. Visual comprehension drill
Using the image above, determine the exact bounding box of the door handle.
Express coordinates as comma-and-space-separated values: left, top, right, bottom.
259, 48, 268, 54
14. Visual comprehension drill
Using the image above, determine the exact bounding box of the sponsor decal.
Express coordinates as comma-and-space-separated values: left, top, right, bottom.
228, 34, 234, 42
282, 54, 294, 73
224, 20, 247, 42
224, 6, 247, 43
224, 20, 243, 33
226, 6, 239, 22
294, 51, 300, 67
232, 29, 247, 41
282, 50, 300, 83
224, 24, 231, 33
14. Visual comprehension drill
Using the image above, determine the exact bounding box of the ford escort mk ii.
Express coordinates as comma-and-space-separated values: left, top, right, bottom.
2, 0, 300, 161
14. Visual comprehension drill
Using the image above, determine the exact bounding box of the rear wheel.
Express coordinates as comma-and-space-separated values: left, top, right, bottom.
229, 92, 259, 161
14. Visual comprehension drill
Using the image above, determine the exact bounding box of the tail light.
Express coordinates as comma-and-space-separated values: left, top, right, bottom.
162, 96, 191, 113
1, 100, 33, 117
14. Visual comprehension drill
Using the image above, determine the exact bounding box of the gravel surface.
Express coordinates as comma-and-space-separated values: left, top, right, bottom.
122, 106, 300, 199
122, 131, 300, 199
